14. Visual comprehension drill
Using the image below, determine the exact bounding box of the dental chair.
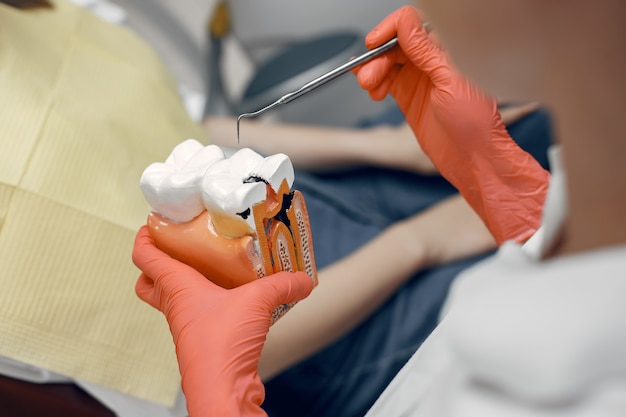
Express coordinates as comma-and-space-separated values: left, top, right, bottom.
204, 0, 409, 127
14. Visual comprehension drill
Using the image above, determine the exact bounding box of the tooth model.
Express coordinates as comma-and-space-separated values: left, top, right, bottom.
140, 139, 317, 320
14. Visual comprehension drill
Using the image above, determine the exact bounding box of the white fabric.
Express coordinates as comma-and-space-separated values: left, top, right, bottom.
366, 146, 626, 417
0, 356, 71, 384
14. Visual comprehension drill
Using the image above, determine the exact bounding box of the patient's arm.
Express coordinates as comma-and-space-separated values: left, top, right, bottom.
203, 101, 539, 176
258, 193, 496, 381
204, 116, 438, 174
498, 101, 541, 126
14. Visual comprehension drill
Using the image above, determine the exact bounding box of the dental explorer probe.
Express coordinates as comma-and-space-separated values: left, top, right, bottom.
236, 37, 399, 143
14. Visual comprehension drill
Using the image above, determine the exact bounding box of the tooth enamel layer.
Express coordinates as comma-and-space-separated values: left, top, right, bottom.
201, 148, 295, 237
140, 140, 295, 238
140, 139, 226, 223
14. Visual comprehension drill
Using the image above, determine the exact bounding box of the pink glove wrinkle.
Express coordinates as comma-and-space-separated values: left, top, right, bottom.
133, 226, 314, 417
355, 6, 550, 244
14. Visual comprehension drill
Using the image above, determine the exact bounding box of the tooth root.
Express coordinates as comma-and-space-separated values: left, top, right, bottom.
262, 191, 317, 323
267, 221, 299, 324
270, 302, 296, 324
286, 191, 318, 285
268, 221, 297, 273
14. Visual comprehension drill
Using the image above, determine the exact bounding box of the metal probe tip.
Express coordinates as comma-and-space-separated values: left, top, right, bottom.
236, 114, 243, 144
234, 27, 437, 142
236, 101, 282, 143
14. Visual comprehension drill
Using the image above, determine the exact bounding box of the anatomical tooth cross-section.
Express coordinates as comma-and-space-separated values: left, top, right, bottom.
140, 139, 318, 322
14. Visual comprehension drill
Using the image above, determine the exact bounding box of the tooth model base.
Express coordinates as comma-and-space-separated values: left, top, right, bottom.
147, 210, 266, 288
147, 182, 317, 279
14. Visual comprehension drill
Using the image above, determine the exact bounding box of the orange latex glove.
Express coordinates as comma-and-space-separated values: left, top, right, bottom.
132, 226, 314, 417
354, 6, 550, 244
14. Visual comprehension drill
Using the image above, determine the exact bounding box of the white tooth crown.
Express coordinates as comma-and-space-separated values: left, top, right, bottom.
201, 149, 295, 229
140, 139, 225, 222
140, 140, 295, 227
254, 153, 295, 192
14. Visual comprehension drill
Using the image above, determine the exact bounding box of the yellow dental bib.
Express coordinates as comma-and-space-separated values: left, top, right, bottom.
0, 0, 206, 406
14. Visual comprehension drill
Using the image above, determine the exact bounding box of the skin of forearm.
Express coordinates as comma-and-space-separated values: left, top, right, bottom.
258, 218, 427, 381
397, 194, 497, 267
203, 103, 541, 174
258, 195, 496, 381
497, 101, 541, 126
365, 123, 437, 173
203, 116, 437, 173
205, 115, 374, 170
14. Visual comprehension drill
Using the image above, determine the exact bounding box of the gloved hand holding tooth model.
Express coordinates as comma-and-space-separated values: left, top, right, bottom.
133, 226, 313, 417
139, 139, 317, 298
133, 139, 317, 416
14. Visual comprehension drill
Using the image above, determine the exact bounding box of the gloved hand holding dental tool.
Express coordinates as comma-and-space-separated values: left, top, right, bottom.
353, 6, 550, 245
